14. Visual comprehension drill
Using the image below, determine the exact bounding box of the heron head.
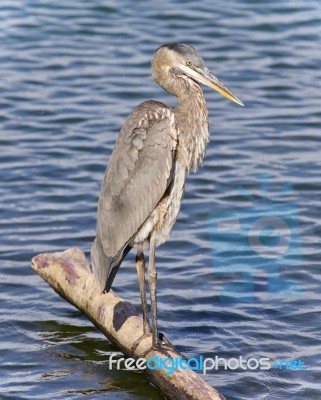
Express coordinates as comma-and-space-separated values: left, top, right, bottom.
154, 43, 244, 107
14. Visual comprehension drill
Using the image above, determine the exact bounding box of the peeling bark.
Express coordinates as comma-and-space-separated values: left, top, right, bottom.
31, 248, 225, 400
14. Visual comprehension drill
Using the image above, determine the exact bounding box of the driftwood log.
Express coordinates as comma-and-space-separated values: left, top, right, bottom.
31, 248, 225, 400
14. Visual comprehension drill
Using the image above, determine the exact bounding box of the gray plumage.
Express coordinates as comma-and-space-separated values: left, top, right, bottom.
91, 43, 243, 347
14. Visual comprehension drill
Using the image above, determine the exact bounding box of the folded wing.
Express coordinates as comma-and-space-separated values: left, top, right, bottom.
91, 100, 178, 291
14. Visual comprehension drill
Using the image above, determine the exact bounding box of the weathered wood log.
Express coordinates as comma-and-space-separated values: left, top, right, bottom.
31, 248, 225, 400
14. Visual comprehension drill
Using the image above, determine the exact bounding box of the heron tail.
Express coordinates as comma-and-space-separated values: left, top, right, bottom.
91, 236, 131, 293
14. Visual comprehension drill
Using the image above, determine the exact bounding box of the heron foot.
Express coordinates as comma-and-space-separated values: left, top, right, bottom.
131, 332, 152, 354
135, 331, 175, 359
156, 331, 182, 357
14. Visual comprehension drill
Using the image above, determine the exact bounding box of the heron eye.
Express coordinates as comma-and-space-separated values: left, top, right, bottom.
186, 60, 193, 67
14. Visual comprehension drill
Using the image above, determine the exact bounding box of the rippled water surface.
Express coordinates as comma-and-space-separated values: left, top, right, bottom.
1, 1, 321, 399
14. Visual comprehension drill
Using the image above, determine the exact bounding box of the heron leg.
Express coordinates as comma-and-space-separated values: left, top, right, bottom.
136, 250, 150, 334
148, 231, 158, 348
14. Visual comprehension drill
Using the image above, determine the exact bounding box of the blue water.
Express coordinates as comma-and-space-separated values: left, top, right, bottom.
1, 1, 321, 399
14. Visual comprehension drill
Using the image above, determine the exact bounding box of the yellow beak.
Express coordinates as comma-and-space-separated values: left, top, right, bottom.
179, 64, 244, 107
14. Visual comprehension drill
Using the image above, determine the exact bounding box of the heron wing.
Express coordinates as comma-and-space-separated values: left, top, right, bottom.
97, 100, 178, 259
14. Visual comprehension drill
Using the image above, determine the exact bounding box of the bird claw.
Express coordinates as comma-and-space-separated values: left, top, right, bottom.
158, 331, 171, 346
131, 332, 152, 354
132, 331, 176, 359
157, 332, 183, 358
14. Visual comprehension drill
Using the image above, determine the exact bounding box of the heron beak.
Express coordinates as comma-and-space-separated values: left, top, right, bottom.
180, 65, 244, 106
202, 71, 244, 107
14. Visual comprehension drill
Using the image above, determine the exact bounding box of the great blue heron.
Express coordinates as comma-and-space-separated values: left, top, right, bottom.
91, 43, 243, 349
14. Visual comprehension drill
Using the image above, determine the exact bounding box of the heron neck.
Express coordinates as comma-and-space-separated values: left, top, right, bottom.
173, 75, 209, 172
153, 63, 210, 172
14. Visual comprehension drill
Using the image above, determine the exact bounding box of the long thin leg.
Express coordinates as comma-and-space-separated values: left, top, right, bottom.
136, 250, 150, 334
148, 231, 158, 348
